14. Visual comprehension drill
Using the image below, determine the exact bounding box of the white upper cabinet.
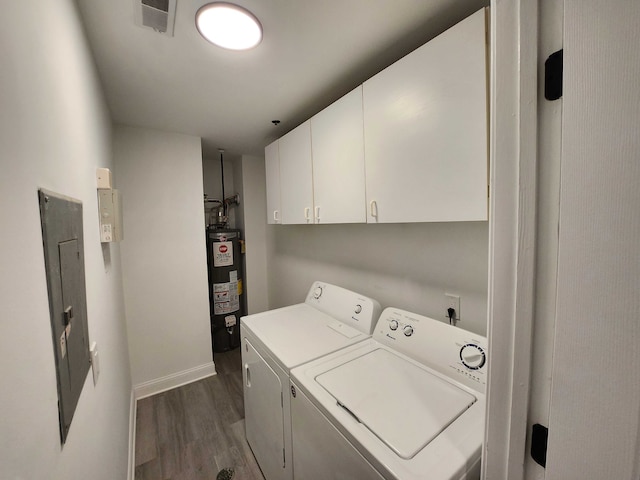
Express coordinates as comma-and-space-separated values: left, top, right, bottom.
263, 8, 488, 226
363, 8, 488, 223
264, 139, 281, 224
311, 86, 367, 224
279, 120, 314, 224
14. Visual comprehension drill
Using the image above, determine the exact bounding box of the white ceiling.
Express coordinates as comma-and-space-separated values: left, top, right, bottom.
75, 0, 487, 158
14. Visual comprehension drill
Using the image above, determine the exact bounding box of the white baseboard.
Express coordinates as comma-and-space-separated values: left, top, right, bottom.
127, 389, 136, 480
133, 362, 217, 400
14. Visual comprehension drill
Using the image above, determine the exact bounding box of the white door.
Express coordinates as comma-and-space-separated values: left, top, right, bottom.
311, 86, 366, 224
542, 2, 640, 479
265, 139, 281, 224
279, 121, 314, 224
242, 338, 286, 480
363, 8, 488, 224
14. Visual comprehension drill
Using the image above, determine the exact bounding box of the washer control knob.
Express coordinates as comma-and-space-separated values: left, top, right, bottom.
354, 304, 362, 314
403, 325, 414, 337
389, 320, 399, 331
460, 344, 486, 370
312, 286, 323, 299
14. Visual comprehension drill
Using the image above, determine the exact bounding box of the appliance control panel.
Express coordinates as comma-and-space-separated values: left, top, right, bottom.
459, 343, 486, 370
374, 307, 488, 393
305, 281, 382, 335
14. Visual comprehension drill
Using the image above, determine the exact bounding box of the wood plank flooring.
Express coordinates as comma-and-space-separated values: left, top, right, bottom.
134, 348, 265, 480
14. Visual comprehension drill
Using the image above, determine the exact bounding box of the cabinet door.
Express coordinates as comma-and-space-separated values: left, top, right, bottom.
363, 8, 488, 223
311, 86, 367, 224
265, 139, 281, 224
279, 120, 314, 224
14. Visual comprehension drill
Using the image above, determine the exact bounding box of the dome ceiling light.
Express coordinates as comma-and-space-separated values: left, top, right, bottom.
196, 2, 262, 50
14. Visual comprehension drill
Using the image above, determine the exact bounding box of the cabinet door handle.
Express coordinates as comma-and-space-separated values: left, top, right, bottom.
273, 210, 280, 223
314, 206, 320, 222
304, 207, 311, 222
369, 200, 378, 218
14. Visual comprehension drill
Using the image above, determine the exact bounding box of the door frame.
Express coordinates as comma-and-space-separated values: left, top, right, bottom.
483, 1, 539, 478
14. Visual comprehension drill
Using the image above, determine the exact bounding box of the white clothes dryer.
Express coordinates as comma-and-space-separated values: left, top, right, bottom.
240, 281, 381, 480
290, 307, 488, 480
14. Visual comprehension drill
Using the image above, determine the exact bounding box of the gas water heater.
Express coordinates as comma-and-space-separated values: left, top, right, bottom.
206, 227, 245, 353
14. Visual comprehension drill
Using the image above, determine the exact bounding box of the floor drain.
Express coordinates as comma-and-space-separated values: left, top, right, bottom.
217, 467, 235, 480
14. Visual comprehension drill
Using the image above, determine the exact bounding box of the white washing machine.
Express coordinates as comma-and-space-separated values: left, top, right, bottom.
289, 307, 488, 480
240, 281, 381, 480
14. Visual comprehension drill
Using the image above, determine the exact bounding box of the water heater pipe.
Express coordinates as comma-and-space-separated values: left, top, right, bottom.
219, 149, 226, 214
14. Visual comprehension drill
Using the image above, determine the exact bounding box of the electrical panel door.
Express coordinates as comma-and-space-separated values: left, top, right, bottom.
38, 189, 90, 444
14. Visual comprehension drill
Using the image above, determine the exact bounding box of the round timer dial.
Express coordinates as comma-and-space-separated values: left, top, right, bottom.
459, 344, 486, 370
312, 286, 323, 299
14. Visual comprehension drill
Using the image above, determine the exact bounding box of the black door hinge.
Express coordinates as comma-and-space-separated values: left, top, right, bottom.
545, 49, 563, 100
531, 423, 549, 467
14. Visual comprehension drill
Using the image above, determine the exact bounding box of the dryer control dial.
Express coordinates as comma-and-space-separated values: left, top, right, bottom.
403, 325, 414, 337
354, 304, 362, 314
460, 344, 486, 370
312, 286, 323, 299
389, 320, 399, 331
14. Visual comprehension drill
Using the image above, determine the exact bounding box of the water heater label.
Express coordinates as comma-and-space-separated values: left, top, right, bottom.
225, 315, 237, 327
213, 281, 239, 314
213, 241, 233, 267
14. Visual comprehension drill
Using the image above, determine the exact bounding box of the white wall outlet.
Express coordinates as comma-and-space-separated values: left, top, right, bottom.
445, 293, 461, 321
90, 341, 100, 386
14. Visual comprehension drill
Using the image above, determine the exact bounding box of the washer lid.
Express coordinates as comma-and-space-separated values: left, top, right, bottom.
315, 348, 476, 459
242, 304, 368, 369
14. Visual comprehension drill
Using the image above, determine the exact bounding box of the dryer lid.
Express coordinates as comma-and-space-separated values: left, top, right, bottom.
316, 348, 476, 459
242, 304, 368, 369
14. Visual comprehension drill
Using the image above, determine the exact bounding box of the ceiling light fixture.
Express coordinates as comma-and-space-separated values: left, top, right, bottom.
195, 2, 262, 50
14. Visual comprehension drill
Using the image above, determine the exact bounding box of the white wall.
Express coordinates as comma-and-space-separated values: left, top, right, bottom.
267, 222, 488, 335
114, 126, 213, 391
202, 154, 238, 228
236, 156, 487, 329
231, 158, 246, 235
239, 156, 270, 314
0, 1, 132, 479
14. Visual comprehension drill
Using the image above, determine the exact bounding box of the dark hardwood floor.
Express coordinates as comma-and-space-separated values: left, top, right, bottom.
134, 348, 265, 480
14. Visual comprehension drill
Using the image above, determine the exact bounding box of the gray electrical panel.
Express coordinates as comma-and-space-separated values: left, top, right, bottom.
38, 189, 90, 444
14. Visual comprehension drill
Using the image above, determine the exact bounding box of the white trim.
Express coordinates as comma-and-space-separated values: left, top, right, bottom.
127, 389, 137, 480
133, 362, 217, 400
483, 0, 539, 479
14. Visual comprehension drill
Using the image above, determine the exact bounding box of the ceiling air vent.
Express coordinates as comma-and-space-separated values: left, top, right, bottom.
134, 0, 177, 36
